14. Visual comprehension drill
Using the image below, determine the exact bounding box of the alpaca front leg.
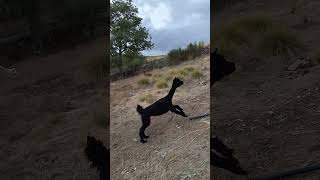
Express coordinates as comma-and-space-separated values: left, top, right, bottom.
174, 105, 188, 117
170, 106, 188, 117
174, 105, 184, 112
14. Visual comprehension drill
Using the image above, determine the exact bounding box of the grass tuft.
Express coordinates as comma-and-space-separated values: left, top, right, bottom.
191, 70, 204, 79
156, 79, 168, 89
139, 94, 155, 103
137, 77, 150, 86
258, 28, 303, 57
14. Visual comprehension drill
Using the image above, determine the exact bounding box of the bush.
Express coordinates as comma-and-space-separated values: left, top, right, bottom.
168, 41, 205, 62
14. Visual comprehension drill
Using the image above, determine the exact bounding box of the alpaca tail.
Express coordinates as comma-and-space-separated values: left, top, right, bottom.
136, 105, 144, 114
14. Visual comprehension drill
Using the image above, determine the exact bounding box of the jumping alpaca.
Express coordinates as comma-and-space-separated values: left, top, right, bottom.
136, 77, 188, 143
85, 136, 109, 180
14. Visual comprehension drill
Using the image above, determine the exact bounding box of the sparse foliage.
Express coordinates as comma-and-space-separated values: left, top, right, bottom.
111, 0, 154, 72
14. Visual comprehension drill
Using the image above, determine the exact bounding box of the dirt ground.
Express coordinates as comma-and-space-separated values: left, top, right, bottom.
110, 56, 210, 179
212, 0, 320, 179
0, 38, 108, 179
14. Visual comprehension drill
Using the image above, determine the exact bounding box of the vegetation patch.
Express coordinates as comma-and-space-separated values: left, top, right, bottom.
156, 79, 168, 89
139, 94, 155, 103
168, 41, 205, 62
138, 77, 150, 86
191, 70, 204, 79
258, 28, 303, 57
213, 16, 303, 58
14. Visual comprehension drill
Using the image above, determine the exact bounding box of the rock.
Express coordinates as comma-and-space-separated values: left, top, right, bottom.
288, 59, 311, 71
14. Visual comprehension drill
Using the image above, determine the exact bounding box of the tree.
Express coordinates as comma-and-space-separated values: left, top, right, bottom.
110, 0, 154, 72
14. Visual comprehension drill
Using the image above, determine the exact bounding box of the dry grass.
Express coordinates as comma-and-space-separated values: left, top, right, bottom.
156, 79, 168, 89
258, 28, 303, 57
137, 77, 150, 86
137, 66, 204, 89
213, 16, 303, 58
191, 70, 204, 79
139, 94, 155, 103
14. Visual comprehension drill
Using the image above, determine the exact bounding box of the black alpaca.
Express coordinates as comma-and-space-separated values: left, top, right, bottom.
85, 136, 109, 180
211, 137, 248, 175
210, 49, 247, 175
211, 48, 236, 86
136, 78, 188, 143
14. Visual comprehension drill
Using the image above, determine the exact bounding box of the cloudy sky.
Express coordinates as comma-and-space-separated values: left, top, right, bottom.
133, 0, 210, 56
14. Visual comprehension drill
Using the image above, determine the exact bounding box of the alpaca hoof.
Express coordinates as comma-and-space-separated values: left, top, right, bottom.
140, 139, 147, 143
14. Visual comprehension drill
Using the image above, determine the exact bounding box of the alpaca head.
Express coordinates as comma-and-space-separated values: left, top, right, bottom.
212, 48, 236, 82
172, 77, 184, 87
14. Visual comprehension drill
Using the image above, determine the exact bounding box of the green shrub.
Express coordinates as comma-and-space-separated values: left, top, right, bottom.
168, 41, 205, 62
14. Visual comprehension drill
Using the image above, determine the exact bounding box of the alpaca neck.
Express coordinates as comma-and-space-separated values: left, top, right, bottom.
167, 83, 177, 101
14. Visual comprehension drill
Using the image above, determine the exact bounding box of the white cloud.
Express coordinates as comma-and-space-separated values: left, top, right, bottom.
138, 2, 172, 30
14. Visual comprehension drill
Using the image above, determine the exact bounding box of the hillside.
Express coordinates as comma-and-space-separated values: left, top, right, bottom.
212, 0, 320, 179
0, 38, 107, 179
110, 55, 210, 179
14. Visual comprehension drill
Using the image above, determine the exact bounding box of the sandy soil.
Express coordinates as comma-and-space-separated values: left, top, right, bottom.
110, 56, 210, 179
0, 38, 108, 179
212, 0, 320, 179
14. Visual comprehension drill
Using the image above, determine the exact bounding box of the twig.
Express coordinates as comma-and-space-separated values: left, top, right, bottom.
189, 113, 210, 120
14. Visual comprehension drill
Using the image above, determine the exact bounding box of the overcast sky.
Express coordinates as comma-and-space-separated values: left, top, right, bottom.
133, 0, 210, 56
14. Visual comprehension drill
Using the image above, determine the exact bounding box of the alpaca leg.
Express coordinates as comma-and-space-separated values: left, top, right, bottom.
139, 126, 147, 143
170, 106, 188, 117
142, 117, 150, 138
174, 105, 184, 112
139, 117, 150, 143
